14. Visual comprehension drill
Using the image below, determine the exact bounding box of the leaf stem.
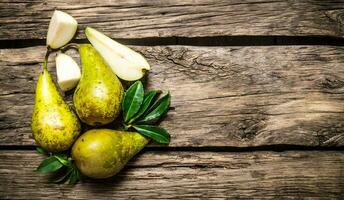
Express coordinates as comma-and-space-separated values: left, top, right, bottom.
123, 124, 132, 131
128, 119, 134, 124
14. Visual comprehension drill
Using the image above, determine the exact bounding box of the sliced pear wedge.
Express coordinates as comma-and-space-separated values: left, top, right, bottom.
46, 10, 78, 49
56, 53, 81, 91
85, 27, 150, 81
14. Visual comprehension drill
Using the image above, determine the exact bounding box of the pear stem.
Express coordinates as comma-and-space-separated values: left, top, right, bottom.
43, 47, 52, 71
60, 43, 80, 52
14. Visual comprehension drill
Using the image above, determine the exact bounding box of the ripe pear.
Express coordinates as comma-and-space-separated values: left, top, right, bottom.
73, 44, 124, 126
85, 27, 150, 81
31, 68, 81, 152
71, 129, 149, 179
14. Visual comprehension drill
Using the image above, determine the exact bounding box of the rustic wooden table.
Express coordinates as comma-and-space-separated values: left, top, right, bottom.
1, 0, 344, 199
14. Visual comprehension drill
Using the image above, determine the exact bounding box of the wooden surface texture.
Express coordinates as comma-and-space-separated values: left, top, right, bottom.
1, 45, 344, 147
0, 0, 344, 40
1, 150, 343, 199
0, 0, 344, 199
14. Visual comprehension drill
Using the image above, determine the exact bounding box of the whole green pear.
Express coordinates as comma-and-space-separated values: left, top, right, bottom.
31, 68, 81, 152
71, 129, 149, 179
74, 44, 124, 126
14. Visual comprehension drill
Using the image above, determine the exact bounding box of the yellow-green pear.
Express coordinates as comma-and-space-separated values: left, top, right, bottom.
71, 129, 149, 179
73, 44, 124, 126
31, 68, 81, 152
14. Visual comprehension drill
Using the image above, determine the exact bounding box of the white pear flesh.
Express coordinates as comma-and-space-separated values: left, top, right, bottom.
85, 27, 150, 81
56, 53, 81, 91
46, 10, 78, 49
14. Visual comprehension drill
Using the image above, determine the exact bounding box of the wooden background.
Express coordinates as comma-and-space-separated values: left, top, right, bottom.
1, 0, 344, 199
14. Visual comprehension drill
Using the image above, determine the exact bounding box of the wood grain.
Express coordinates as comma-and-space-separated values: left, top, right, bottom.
1, 0, 344, 40
0, 150, 343, 199
1, 45, 344, 147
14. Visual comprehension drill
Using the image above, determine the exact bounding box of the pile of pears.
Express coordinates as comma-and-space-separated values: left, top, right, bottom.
31, 11, 150, 179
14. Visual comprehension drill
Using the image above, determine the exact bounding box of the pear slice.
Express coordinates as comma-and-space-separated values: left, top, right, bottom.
56, 53, 81, 91
85, 27, 150, 81
46, 10, 78, 49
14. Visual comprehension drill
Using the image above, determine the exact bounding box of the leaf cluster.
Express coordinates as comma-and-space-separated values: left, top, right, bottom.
122, 81, 171, 144
35, 147, 81, 184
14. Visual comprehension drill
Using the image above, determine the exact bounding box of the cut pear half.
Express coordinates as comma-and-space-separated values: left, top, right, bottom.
46, 10, 78, 49
85, 27, 150, 81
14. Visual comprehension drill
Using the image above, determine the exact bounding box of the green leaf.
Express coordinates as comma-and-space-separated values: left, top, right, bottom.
68, 167, 81, 184
54, 154, 70, 166
129, 90, 161, 124
36, 147, 46, 154
122, 81, 144, 122
54, 168, 73, 183
133, 125, 170, 144
36, 156, 63, 173
54, 161, 80, 184
137, 92, 171, 123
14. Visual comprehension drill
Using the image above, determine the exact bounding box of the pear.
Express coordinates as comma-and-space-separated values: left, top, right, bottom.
73, 44, 124, 126
46, 10, 78, 49
85, 27, 150, 81
56, 53, 81, 91
71, 129, 149, 179
31, 68, 81, 152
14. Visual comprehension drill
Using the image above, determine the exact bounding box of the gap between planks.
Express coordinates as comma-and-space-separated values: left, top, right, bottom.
1, 144, 344, 152
1, 36, 344, 49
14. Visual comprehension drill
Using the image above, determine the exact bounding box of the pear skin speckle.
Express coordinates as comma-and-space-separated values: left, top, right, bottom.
74, 44, 124, 126
31, 69, 81, 152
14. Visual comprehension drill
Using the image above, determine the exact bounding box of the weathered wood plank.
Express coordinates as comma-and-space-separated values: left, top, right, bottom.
0, 150, 343, 199
1, 45, 344, 147
0, 0, 344, 40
